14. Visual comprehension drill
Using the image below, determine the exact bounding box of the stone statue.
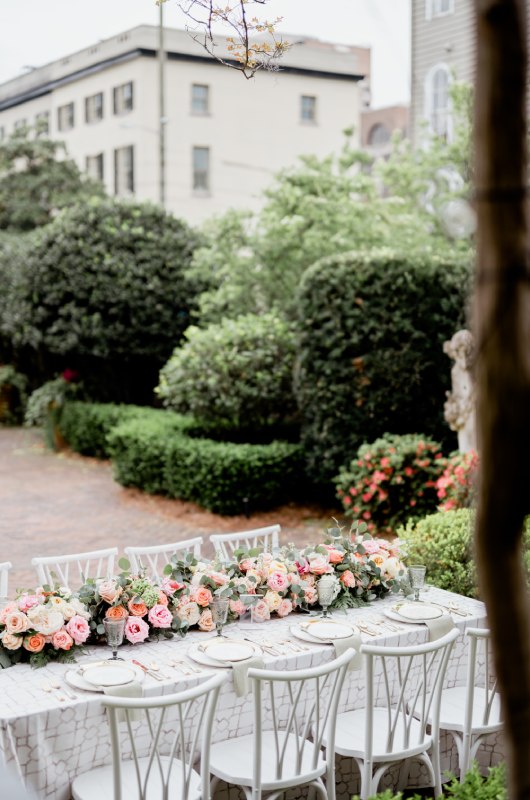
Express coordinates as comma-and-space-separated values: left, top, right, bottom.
443, 329, 476, 452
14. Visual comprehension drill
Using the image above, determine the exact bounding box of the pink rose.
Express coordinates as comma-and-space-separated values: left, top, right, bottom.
161, 578, 184, 596
148, 604, 173, 629
295, 560, 310, 576
325, 548, 344, 565
197, 609, 216, 632
52, 630, 74, 651
308, 555, 331, 576
97, 580, 121, 604
239, 558, 256, 572
267, 571, 289, 592
193, 586, 213, 608
340, 570, 356, 588
304, 586, 318, 604
4, 610, 29, 635
1, 632, 23, 650
277, 599, 293, 618
229, 599, 246, 616
208, 571, 229, 587
362, 539, 382, 555
251, 600, 270, 623
17, 594, 44, 613
66, 614, 91, 645
0, 602, 18, 625
125, 616, 150, 644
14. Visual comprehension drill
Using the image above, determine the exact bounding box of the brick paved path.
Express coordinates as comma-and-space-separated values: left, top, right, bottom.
0, 428, 332, 590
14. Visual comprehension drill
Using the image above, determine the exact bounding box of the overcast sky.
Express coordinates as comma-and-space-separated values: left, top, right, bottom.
0, 0, 411, 108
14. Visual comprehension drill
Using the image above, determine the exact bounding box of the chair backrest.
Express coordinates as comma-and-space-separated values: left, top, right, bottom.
124, 537, 203, 580
362, 628, 459, 762
249, 649, 355, 790
31, 548, 118, 589
464, 627, 501, 732
0, 562, 12, 596
104, 672, 226, 800
209, 525, 280, 561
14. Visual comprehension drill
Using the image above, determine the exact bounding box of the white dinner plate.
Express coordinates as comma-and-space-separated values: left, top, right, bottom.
385, 602, 443, 623
65, 661, 145, 693
290, 623, 357, 645
188, 639, 262, 668
82, 662, 138, 688
199, 639, 256, 663
299, 619, 356, 641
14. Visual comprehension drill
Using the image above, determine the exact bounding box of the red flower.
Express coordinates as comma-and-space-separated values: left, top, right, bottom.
61, 368, 78, 383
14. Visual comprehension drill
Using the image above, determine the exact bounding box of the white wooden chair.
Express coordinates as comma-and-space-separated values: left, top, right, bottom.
209, 525, 280, 561
209, 648, 355, 800
31, 547, 118, 589
72, 672, 226, 800
329, 628, 459, 799
124, 537, 203, 580
433, 628, 502, 781
0, 561, 12, 596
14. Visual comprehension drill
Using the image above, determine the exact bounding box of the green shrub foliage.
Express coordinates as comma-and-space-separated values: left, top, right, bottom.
352, 762, 506, 799
157, 313, 298, 433
0, 365, 27, 424
295, 249, 471, 484
400, 508, 530, 598
107, 414, 304, 515
335, 434, 445, 535
7, 198, 201, 402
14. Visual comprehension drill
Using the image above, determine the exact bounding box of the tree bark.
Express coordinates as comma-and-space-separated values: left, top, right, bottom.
474, 0, 530, 796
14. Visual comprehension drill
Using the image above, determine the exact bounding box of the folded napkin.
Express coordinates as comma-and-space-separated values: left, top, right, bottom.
333, 634, 362, 671
232, 656, 265, 698
425, 614, 455, 641
103, 680, 144, 722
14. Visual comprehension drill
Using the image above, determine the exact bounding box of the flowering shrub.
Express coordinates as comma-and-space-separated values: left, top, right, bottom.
334, 434, 446, 535
436, 449, 478, 510
0, 587, 91, 668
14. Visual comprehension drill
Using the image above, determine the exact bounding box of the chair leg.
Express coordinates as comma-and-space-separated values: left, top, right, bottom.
460, 732, 472, 782
431, 737, 442, 798
360, 760, 373, 800
397, 758, 410, 791
325, 761, 337, 800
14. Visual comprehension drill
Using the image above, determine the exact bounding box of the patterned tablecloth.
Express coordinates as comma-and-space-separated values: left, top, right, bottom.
0, 587, 503, 800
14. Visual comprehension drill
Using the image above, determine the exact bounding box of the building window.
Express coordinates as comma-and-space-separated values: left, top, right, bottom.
35, 111, 50, 136
85, 92, 104, 123
191, 84, 210, 115
57, 102, 74, 131
426, 0, 455, 18
300, 95, 317, 123
192, 146, 210, 192
428, 65, 451, 137
113, 82, 134, 115
14, 119, 27, 131
114, 145, 134, 195
368, 123, 391, 147
86, 153, 104, 182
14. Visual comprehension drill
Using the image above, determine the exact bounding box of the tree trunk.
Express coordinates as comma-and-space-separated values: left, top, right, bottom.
474, 0, 530, 796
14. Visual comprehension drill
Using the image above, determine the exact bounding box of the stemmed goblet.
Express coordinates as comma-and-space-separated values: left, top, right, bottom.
408, 565, 427, 602
103, 617, 126, 660
211, 597, 230, 637
317, 574, 337, 618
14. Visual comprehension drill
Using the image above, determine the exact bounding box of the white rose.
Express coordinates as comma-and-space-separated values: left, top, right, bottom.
177, 601, 200, 626
27, 607, 64, 635
68, 598, 91, 620
267, 560, 287, 576
264, 590, 281, 612
48, 596, 67, 612
382, 557, 403, 579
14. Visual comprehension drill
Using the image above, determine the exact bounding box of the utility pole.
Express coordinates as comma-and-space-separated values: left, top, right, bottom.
158, 1, 166, 208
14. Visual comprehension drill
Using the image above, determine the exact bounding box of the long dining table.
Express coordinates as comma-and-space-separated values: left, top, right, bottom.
0, 587, 503, 800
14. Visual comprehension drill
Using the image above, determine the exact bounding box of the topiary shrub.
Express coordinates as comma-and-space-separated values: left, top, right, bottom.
157, 312, 298, 437
400, 508, 530, 598
295, 248, 471, 485
8, 198, 201, 403
334, 433, 445, 535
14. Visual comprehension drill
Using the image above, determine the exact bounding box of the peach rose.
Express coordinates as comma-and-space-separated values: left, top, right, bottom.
0, 602, 19, 624
251, 599, 270, 623
97, 580, 121, 604
277, 599, 293, 618
52, 630, 74, 650
304, 586, 318, 604
197, 609, 216, 632
128, 600, 148, 617
4, 610, 29, 635
229, 599, 246, 616
106, 605, 129, 620
340, 570, 356, 588
308, 555, 331, 576
326, 548, 344, 565
157, 591, 169, 606
1, 632, 23, 650
193, 586, 213, 608
23, 633, 46, 653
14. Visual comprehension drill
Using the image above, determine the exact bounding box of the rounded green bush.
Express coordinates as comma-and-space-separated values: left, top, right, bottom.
295, 248, 471, 485
8, 198, 201, 402
400, 508, 530, 598
157, 312, 297, 432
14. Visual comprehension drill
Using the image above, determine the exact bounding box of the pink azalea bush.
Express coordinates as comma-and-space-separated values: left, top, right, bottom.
436, 449, 478, 511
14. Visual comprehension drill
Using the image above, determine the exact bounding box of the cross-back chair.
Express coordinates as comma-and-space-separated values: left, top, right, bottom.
433, 628, 502, 781
0, 561, 12, 596
330, 628, 459, 799
124, 537, 203, 580
72, 672, 226, 800
31, 547, 118, 589
209, 525, 280, 561
208, 648, 355, 800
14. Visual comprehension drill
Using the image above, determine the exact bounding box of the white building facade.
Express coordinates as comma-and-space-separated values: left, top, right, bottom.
0, 26, 370, 225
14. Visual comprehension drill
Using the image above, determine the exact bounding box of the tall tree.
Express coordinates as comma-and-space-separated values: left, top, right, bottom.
474, 0, 530, 796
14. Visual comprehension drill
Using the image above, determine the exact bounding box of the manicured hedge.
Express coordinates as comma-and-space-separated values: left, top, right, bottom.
295, 249, 471, 485
107, 415, 304, 515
